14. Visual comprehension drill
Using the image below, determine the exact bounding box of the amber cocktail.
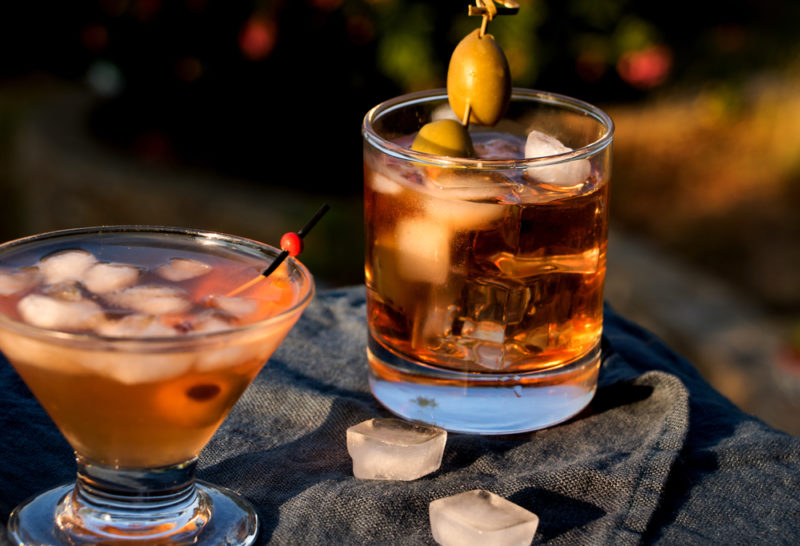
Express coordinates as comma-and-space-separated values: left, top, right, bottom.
363, 89, 613, 434
0, 226, 314, 545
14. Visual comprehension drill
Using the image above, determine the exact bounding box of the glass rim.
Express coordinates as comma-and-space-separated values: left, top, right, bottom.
362, 87, 615, 169
0, 225, 315, 349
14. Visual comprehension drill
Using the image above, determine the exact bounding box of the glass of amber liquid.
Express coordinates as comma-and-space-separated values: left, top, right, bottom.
0, 226, 314, 544
363, 89, 614, 434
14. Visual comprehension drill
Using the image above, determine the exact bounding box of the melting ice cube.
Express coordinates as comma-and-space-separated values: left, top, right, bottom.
429, 490, 539, 546
429, 171, 505, 200
492, 247, 600, 278
370, 171, 405, 195
195, 336, 278, 373
39, 249, 97, 284
81, 351, 194, 385
94, 313, 177, 338
155, 257, 211, 282
525, 130, 590, 187
395, 218, 452, 285
346, 418, 446, 481
17, 293, 103, 330
186, 309, 237, 334
423, 173, 507, 230
0, 267, 38, 296
206, 296, 258, 318
415, 292, 459, 345
83, 263, 140, 294
431, 103, 459, 122
107, 285, 191, 315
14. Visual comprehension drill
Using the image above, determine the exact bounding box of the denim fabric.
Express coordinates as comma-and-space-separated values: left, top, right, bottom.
1, 286, 798, 544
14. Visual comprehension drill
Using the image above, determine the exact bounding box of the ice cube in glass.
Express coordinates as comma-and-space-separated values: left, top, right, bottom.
346, 418, 446, 481
107, 284, 191, 315
0, 267, 37, 295
394, 218, 452, 285
155, 257, 212, 281
429, 489, 539, 546
207, 295, 259, 318
38, 249, 97, 284
94, 313, 176, 338
17, 293, 103, 330
525, 129, 590, 187
83, 262, 140, 294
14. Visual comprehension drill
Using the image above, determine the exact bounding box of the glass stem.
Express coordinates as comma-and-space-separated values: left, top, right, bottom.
55, 455, 211, 543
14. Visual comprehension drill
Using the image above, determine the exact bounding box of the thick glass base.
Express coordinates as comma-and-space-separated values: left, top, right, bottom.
7, 479, 258, 545
368, 334, 601, 435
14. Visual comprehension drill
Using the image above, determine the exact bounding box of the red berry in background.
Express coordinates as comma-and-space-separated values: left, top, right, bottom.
239, 17, 277, 61
280, 232, 303, 256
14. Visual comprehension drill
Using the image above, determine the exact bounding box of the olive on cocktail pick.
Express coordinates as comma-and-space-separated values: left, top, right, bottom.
409, 1, 517, 159
411, 119, 476, 158
447, 27, 511, 127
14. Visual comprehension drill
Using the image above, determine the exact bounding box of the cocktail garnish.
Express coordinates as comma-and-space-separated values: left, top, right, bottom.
411, 1, 517, 158
225, 203, 329, 297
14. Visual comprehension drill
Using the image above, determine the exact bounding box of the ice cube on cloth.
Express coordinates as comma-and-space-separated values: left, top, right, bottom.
525, 129, 590, 186
429, 489, 539, 546
155, 257, 211, 282
347, 418, 446, 480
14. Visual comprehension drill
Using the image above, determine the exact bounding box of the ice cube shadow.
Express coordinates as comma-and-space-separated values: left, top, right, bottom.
508, 486, 606, 542
579, 383, 655, 420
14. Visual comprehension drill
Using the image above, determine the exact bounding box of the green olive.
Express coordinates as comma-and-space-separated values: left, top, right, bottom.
411, 119, 476, 158
447, 28, 511, 127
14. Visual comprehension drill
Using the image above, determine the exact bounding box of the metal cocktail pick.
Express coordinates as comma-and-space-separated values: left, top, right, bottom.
226, 203, 330, 297
469, 0, 519, 36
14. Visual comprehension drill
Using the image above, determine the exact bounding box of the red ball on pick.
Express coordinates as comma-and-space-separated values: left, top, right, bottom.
280, 232, 303, 257
224, 204, 329, 296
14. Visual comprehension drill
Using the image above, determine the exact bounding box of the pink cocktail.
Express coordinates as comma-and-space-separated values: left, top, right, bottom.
0, 226, 314, 545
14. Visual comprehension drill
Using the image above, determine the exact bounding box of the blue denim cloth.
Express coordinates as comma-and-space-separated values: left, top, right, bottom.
1, 286, 799, 544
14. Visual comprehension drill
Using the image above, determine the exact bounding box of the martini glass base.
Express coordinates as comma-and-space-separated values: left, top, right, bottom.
6, 481, 258, 545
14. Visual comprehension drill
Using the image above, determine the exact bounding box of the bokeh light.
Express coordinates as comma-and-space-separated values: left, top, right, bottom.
239, 16, 277, 61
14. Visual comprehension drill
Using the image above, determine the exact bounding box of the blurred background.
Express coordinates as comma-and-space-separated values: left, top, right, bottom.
0, 0, 798, 434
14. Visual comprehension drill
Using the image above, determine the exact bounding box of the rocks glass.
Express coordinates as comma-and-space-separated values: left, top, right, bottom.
363, 89, 614, 434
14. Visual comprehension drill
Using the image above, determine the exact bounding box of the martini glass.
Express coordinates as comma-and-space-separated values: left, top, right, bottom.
0, 226, 314, 545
